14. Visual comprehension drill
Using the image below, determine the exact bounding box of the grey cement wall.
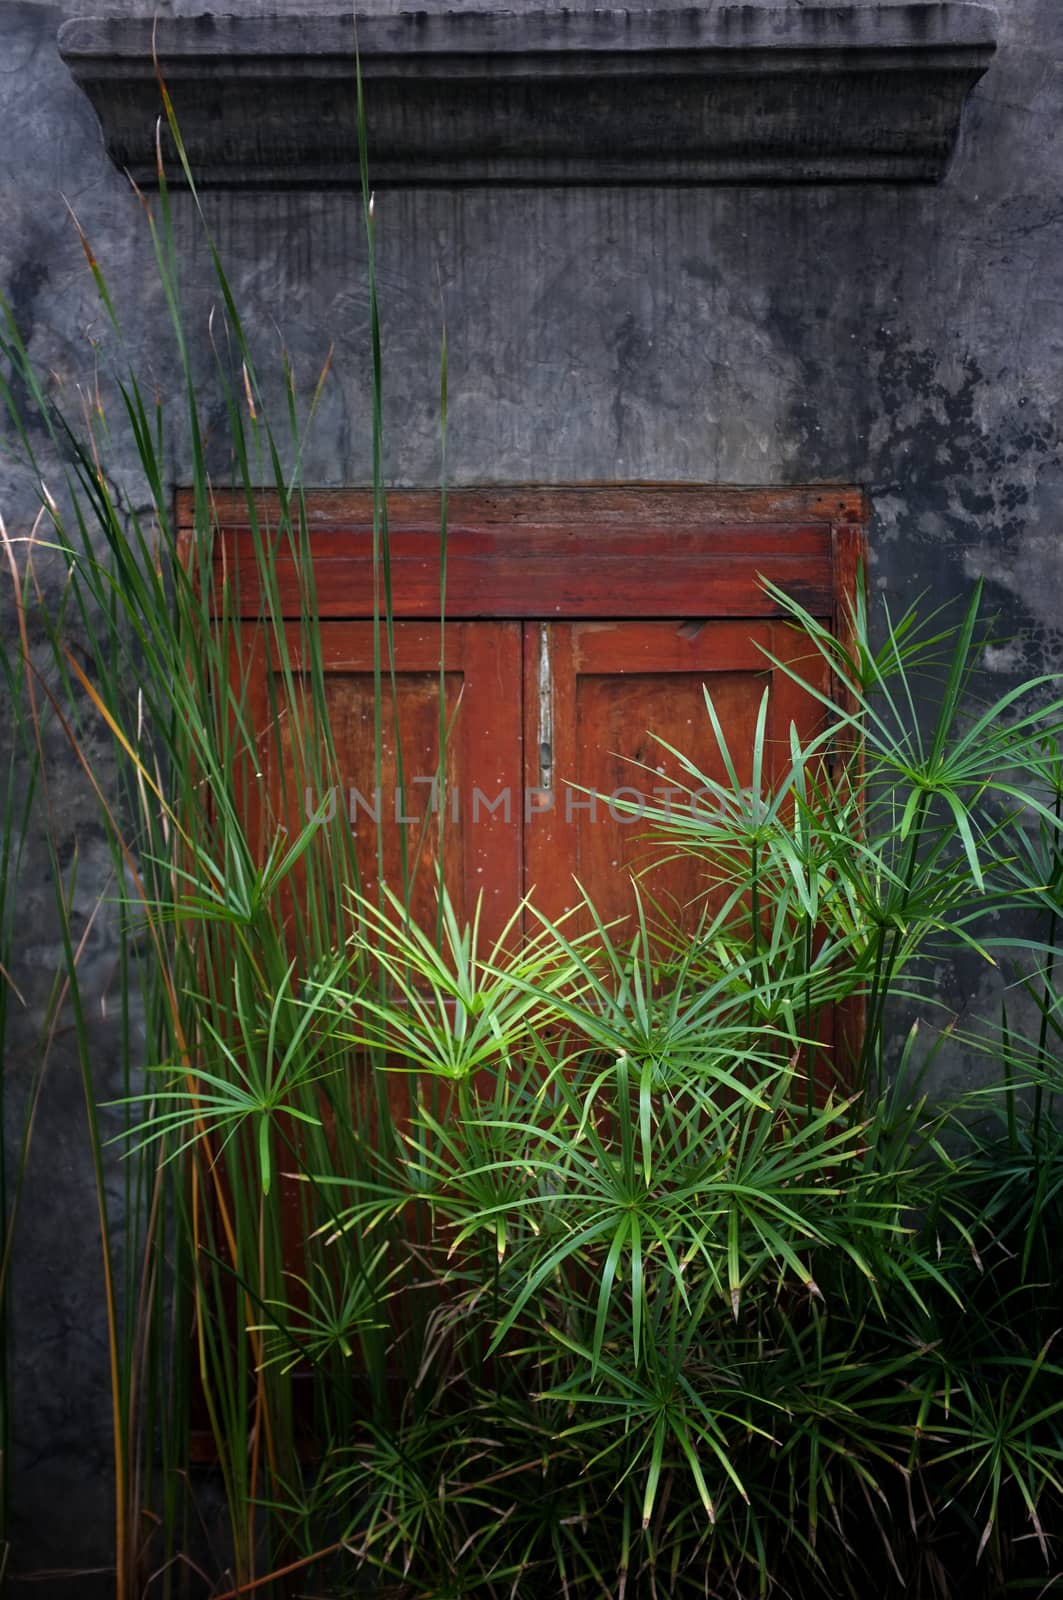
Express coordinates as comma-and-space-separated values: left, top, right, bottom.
2, 0, 1062, 1588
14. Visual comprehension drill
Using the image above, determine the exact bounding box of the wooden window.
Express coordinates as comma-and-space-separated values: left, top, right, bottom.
183, 485, 865, 951
180, 485, 865, 1450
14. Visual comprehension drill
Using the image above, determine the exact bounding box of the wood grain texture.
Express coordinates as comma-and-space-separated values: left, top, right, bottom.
524, 618, 832, 942
237, 620, 524, 954
207, 484, 868, 952
181, 487, 857, 621
212, 536, 835, 620
177, 484, 865, 533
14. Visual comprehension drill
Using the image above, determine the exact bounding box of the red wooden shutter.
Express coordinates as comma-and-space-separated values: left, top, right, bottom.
522, 618, 831, 937
187, 486, 865, 950
240, 619, 523, 951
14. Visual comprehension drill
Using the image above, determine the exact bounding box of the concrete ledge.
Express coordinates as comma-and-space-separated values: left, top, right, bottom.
57, 4, 1000, 187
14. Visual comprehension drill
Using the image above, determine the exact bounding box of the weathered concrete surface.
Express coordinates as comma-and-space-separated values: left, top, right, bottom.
1, 0, 1062, 1587
11, 0, 1002, 12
